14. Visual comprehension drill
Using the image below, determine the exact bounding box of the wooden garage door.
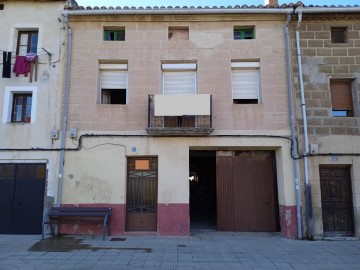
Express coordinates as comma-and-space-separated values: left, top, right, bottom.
0, 164, 46, 234
216, 151, 279, 232
320, 166, 354, 236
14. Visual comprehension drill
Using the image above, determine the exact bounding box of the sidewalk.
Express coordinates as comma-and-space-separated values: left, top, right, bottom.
0, 231, 360, 269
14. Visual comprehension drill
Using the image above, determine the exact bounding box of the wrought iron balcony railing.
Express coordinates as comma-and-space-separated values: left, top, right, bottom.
146, 94, 213, 136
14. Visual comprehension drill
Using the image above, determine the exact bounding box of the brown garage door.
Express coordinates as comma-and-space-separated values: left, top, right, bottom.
217, 151, 279, 232
320, 166, 354, 236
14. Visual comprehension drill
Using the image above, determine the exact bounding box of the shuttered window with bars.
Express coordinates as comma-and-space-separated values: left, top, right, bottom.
231, 61, 260, 104
99, 63, 128, 104
330, 79, 354, 117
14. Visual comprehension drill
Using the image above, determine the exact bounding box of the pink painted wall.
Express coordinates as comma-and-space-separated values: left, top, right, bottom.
279, 205, 299, 239
157, 203, 190, 236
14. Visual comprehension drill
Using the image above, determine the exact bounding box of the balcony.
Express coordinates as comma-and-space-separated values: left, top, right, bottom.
146, 94, 213, 136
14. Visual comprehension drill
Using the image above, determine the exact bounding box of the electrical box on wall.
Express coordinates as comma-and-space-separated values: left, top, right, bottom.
50, 129, 59, 140
69, 128, 78, 138
309, 144, 319, 154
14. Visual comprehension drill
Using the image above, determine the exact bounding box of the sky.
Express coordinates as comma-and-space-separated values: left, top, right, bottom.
76, 0, 358, 8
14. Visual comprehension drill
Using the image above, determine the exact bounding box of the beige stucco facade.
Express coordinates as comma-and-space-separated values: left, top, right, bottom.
60, 10, 299, 237
0, 1, 67, 200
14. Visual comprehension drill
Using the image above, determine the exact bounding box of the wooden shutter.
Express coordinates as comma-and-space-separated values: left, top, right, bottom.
330, 81, 353, 111
162, 63, 196, 95
232, 69, 259, 100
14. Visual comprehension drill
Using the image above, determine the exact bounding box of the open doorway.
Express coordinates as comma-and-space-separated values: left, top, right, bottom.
189, 150, 217, 230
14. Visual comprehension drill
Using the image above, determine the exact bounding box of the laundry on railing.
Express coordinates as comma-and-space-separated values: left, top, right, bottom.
13, 56, 30, 77
2, 51, 11, 78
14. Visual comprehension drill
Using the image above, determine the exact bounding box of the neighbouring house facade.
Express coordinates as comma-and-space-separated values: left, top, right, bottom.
291, 6, 360, 238
0, 0, 70, 234
60, 3, 301, 238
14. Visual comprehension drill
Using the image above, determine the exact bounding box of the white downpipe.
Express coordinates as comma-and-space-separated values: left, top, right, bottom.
295, 11, 313, 238
284, 12, 302, 239
57, 15, 72, 207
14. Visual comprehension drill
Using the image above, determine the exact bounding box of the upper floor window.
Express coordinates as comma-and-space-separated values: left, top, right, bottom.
168, 27, 189, 41
16, 31, 38, 56
162, 63, 197, 95
2, 86, 37, 124
231, 61, 260, 104
99, 63, 128, 104
12, 94, 32, 123
330, 79, 353, 117
331, 27, 347, 43
104, 28, 125, 41
234, 26, 255, 40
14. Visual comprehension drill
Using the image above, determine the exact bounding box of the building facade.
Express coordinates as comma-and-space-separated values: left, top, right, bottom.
60, 4, 300, 238
291, 6, 360, 238
0, 0, 69, 234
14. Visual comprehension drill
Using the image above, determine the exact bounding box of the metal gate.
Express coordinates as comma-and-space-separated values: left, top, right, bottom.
0, 164, 46, 234
126, 157, 158, 231
216, 151, 279, 232
320, 166, 354, 236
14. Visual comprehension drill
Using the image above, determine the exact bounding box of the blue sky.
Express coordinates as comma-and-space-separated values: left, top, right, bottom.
76, 0, 358, 7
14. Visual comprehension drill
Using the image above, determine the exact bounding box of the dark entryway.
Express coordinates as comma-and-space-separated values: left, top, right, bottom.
189, 151, 217, 230
320, 166, 354, 236
0, 163, 46, 234
126, 157, 158, 231
216, 151, 280, 232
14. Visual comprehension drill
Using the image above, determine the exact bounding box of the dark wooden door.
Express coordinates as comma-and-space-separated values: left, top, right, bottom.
126, 157, 158, 231
217, 151, 279, 232
320, 166, 354, 236
0, 164, 46, 234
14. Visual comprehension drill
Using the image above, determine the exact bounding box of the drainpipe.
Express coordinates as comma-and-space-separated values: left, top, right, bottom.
57, 14, 72, 207
284, 12, 302, 239
295, 11, 313, 239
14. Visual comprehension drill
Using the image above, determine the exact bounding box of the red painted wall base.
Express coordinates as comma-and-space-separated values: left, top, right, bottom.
279, 205, 299, 239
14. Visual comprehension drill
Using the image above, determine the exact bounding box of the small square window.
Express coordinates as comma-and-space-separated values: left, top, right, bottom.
234, 27, 255, 40
104, 28, 125, 41
168, 27, 189, 40
16, 31, 38, 56
12, 94, 32, 122
331, 27, 347, 43
330, 79, 353, 117
0, 4, 4, 10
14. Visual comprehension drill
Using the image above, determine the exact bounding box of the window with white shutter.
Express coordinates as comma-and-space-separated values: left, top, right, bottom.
99, 63, 128, 104
231, 61, 260, 104
162, 63, 196, 95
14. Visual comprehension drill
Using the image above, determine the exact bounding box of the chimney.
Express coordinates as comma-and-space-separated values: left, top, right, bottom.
265, 0, 278, 6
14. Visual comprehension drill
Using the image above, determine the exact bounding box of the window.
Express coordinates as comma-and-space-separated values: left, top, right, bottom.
2, 86, 37, 124
16, 31, 38, 56
162, 63, 196, 95
104, 28, 125, 41
231, 61, 260, 104
234, 27, 255, 40
331, 27, 347, 43
99, 63, 127, 104
12, 94, 32, 122
168, 27, 189, 41
0, 4, 4, 10
330, 79, 353, 117
162, 63, 197, 127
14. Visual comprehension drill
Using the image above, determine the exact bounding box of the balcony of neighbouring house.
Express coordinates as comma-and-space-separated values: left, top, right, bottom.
146, 94, 213, 136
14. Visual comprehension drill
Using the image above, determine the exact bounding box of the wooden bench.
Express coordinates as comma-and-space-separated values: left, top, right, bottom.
42, 207, 112, 240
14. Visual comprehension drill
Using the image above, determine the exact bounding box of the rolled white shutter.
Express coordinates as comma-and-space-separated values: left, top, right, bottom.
101, 71, 127, 89
164, 71, 196, 94
232, 69, 259, 99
